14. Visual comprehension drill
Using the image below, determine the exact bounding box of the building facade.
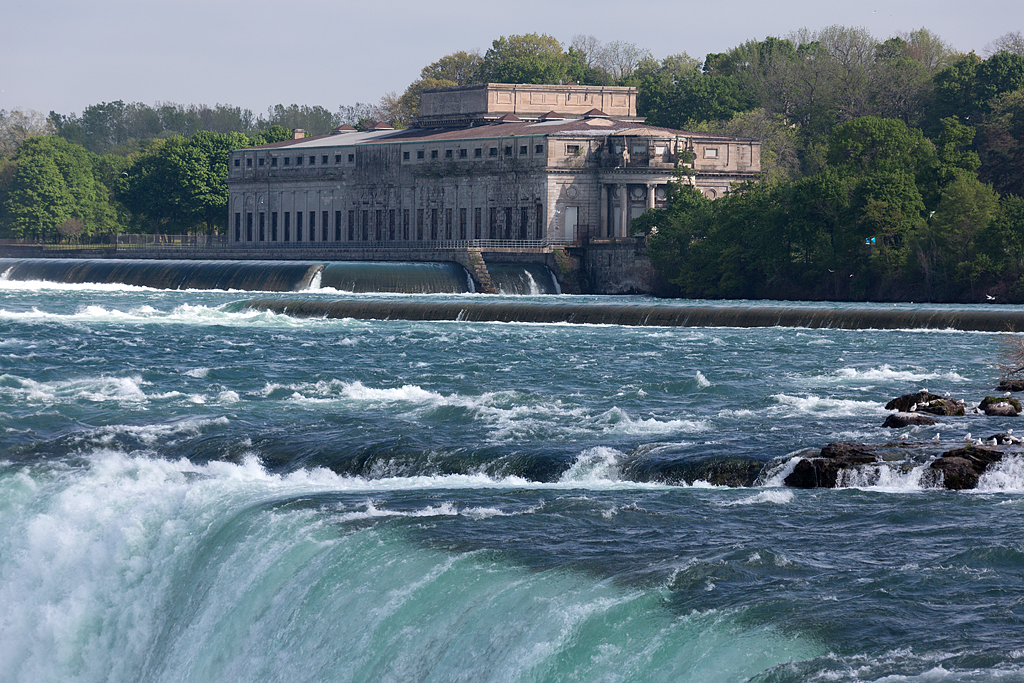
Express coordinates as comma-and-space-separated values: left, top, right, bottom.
226, 84, 761, 248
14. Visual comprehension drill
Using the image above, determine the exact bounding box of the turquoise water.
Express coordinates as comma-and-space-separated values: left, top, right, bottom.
3, 278, 1024, 681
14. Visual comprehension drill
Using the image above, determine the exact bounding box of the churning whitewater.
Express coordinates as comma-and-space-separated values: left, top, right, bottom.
4, 274, 1024, 682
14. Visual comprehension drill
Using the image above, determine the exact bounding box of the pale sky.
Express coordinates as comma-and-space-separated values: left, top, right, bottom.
1, 0, 1020, 119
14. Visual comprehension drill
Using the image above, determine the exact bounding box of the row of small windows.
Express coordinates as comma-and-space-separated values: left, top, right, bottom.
235, 153, 355, 168
233, 206, 545, 243
234, 143, 547, 168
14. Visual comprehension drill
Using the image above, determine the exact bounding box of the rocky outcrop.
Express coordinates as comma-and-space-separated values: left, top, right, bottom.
883, 412, 939, 428
979, 396, 1022, 416
998, 379, 1024, 392
929, 446, 1004, 489
784, 442, 881, 488
885, 391, 964, 416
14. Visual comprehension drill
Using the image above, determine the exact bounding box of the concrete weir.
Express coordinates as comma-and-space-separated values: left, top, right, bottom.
240, 300, 1024, 331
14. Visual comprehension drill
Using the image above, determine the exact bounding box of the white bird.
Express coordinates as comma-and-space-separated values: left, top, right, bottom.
933, 433, 941, 442
944, 391, 951, 397
1005, 392, 1013, 398
987, 294, 996, 301
965, 432, 972, 442
1008, 429, 1013, 435
909, 404, 917, 412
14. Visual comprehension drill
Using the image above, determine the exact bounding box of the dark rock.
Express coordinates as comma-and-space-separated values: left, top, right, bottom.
929, 446, 1003, 490
885, 391, 945, 412
979, 396, 1022, 416
883, 412, 939, 428
998, 379, 1024, 392
784, 442, 879, 488
885, 391, 964, 416
986, 432, 1023, 445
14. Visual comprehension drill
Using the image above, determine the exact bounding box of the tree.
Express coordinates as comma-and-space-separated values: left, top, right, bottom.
977, 89, 1024, 196
0, 108, 54, 157
2, 154, 73, 239
985, 31, 1024, 57
477, 34, 569, 84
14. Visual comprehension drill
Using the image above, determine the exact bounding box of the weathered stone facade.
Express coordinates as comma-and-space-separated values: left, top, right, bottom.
226, 84, 761, 283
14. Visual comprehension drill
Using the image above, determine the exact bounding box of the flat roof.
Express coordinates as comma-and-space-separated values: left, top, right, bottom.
238, 119, 756, 152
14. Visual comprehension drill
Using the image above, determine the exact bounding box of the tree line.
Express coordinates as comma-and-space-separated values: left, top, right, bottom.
0, 27, 1021, 303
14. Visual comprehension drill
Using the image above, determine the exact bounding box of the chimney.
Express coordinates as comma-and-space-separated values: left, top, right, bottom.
292, 128, 305, 140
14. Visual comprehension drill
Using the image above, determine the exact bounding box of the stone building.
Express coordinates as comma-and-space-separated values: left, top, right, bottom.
226, 83, 760, 249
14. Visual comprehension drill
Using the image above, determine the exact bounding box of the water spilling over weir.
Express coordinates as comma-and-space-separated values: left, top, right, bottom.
0, 258, 562, 294
241, 299, 1024, 331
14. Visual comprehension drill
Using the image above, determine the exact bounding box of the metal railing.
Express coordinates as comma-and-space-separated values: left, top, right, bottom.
2, 235, 588, 253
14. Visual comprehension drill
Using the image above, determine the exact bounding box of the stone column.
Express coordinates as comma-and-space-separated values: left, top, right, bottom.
599, 184, 608, 239
617, 184, 627, 238
646, 183, 655, 210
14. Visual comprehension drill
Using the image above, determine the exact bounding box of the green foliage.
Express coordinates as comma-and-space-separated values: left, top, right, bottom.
478, 34, 569, 84
976, 89, 1024, 195
2, 154, 73, 239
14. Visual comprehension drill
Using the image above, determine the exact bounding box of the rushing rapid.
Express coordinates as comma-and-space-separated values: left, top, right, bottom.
4, 277, 1024, 682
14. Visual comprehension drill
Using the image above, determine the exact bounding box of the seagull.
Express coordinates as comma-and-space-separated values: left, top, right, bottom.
965, 432, 972, 442
987, 294, 996, 301
933, 433, 941, 442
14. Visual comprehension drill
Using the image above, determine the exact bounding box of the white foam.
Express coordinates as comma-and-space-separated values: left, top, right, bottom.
695, 371, 711, 388
834, 365, 968, 384
0, 373, 151, 405
770, 393, 886, 417
723, 490, 794, 506
977, 455, 1024, 492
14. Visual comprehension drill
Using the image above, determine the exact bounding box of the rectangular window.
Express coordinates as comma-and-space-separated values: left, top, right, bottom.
335, 210, 342, 241
296, 156, 302, 166
431, 209, 438, 240
445, 208, 452, 240
431, 150, 438, 159
388, 209, 395, 240
474, 148, 482, 158
459, 148, 467, 158
566, 144, 580, 155
403, 209, 409, 240
504, 146, 512, 156
444, 149, 453, 159
348, 210, 355, 241
375, 209, 382, 240
519, 145, 527, 155
259, 212, 265, 241
459, 208, 467, 240
234, 158, 240, 167
234, 212, 241, 241
489, 147, 497, 157
309, 156, 316, 166
322, 211, 329, 241
308, 211, 316, 241
417, 209, 424, 240
489, 207, 497, 239
321, 155, 328, 165
258, 157, 265, 166
535, 144, 543, 154
474, 207, 481, 240
655, 145, 667, 155
417, 150, 425, 159
271, 157, 278, 167
362, 210, 368, 241
335, 154, 341, 164
535, 204, 544, 239
348, 153, 355, 162
705, 148, 718, 158
403, 151, 410, 160
504, 207, 513, 239
284, 212, 291, 242
520, 207, 528, 240
246, 212, 253, 241
632, 144, 646, 154
296, 211, 303, 241
271, 211, 278, 241
246, 158, 252, 167
284, 157, 290, 166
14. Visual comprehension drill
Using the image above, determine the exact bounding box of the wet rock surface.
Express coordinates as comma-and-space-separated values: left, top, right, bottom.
883, 412, 939, 428
998, 379, 1024, 392
929, 446, 1004, 490
979, 396, 1022, 416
